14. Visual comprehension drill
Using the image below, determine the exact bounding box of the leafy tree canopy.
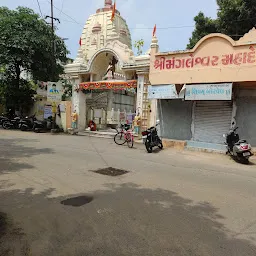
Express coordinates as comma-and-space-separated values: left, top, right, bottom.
187, 0, 256, 49
187, 12, 218, 49
0, 7, 69, 113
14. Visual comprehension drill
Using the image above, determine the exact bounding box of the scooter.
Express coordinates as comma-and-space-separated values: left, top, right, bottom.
19, 115, 36, 131
2, 116, 21, 129
223, 126, 253, 164
142, 120, 163, 153
33, 117, 56, 133
33, 119, 48, 133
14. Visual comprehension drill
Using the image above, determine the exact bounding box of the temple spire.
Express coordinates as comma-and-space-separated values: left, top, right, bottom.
105, 0, 112, 8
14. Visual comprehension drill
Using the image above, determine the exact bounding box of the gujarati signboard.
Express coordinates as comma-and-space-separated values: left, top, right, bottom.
154, 50, 255, 71
150, 30, 256, 84
184, 83, 232, 101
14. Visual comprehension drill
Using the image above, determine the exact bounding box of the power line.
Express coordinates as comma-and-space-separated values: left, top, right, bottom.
46, 0, 81, 25
60, 18, 194, 30
62, 19, 84, 26
36, 0, 43, 17
59, 18, 256, 31
45, 2, 256, 31
131, 25, 194, 30
59, 0, 65, 16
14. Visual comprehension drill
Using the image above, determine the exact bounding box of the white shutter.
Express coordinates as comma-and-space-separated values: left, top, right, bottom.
194, 101, 232, 144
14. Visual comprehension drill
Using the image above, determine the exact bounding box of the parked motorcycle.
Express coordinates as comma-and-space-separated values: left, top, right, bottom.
0, 113, 9, 127
19, 115, 36, 131
142, 120, 163, 153
223, 126, 253, 164
33, 117, 57, 133
2, 116, 22, 129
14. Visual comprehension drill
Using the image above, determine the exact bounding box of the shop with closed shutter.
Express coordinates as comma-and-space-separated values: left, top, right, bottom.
193, 101, 233, 144
149, 28, 256, 151
235, 84, 256, 147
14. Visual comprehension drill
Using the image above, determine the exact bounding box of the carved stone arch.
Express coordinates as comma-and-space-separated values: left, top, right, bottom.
88, 48, 124, 72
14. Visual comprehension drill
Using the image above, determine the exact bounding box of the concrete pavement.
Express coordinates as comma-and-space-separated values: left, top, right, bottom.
0, 129, 256, 255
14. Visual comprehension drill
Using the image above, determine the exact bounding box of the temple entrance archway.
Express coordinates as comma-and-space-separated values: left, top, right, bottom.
89, 50, 124, 82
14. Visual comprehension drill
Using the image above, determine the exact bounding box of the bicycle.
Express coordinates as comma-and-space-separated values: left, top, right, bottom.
114, 124, 134, 148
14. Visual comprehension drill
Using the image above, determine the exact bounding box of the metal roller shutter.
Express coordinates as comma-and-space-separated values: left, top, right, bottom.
194, 101, 233, 144
236, 94, 256, 146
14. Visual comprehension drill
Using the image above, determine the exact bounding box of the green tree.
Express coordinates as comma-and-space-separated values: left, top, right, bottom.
134, 39, 145, 56
217, 0, 256, 37
187, 12, 218, 49
0, 7, 68, 112
187, 0, 256, 49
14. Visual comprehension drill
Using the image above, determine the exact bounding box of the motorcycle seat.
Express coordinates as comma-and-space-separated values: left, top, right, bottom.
235, 140, 247, 145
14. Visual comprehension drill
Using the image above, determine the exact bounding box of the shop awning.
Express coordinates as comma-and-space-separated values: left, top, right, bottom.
79, 80, 137, 90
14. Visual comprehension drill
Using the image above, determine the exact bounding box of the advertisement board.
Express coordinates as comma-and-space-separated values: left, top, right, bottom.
47, 82, 63, 103
148, 84, 178, 99
185, 83, 232, 101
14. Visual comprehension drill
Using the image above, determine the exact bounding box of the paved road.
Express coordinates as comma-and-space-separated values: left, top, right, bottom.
0, 129, 256, 256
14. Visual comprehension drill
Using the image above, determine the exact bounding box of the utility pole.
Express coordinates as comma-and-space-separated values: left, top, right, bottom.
50, 0, 56, 130
51, 0, 54, 59
46, 0, 59, 78
46, 0, 60, 130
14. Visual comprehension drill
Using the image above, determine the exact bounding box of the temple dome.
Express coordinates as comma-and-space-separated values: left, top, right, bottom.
78, 0, 132, 64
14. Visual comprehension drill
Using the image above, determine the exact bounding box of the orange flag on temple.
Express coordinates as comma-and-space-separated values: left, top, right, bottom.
111, 0, 116, 22
153, 24, 156, 37
79, 37, 82, 46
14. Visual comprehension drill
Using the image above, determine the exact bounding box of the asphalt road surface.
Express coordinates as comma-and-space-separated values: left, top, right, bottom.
0, 129, 256, 256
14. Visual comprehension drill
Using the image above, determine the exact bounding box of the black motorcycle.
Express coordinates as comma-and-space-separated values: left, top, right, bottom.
33, 117, 56, 133
2, 116, 21, 129
19, 115, 36, 131
0, 113, 9, 127
141, 120, 163, 153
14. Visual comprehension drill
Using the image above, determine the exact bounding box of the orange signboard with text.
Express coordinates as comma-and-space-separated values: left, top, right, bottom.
150, 29, 256, 85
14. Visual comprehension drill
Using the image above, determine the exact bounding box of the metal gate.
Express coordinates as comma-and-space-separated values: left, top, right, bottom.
193, 101, 233, 144
86, 92, 108, 127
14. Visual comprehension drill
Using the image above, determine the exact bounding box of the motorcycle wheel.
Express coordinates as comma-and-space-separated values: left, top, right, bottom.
20, 125, 26, 131
238, 156, 249, 165
158, 141, 163, 149
2, 121, 11, 130
34, 127, 40, 133
145, 141, 153, 153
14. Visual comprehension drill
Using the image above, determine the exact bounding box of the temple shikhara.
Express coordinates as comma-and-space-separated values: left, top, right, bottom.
65, 0, 152, 132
